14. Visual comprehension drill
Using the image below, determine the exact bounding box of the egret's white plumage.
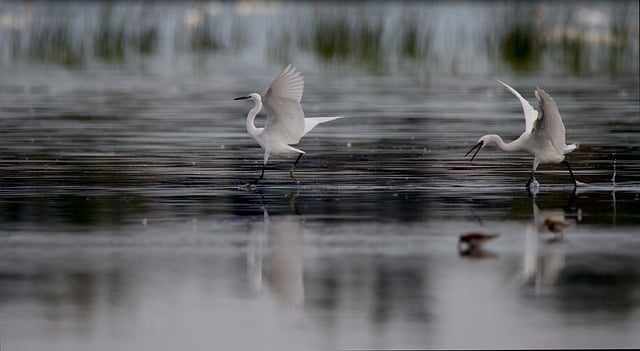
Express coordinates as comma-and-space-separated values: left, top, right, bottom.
466, 79, 578, 188
235, 65, 342, 182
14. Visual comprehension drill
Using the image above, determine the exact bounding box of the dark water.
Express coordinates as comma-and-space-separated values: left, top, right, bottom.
1, 1, 639, 350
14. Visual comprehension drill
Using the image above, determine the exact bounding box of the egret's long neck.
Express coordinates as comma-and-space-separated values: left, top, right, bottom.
246, 99, 263, 136
484, 134, 523, 152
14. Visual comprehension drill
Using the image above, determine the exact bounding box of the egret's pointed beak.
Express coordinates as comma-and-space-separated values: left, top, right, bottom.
465, 141, 484, 161
234, 96, 250, 100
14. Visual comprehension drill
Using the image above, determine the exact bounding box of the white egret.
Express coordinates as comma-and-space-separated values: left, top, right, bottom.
234, 65, 342, 183
465, 79, 578, 189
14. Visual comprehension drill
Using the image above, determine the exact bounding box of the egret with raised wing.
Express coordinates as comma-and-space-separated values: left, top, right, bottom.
465, 79, 578, 189
235, 65, 342, 183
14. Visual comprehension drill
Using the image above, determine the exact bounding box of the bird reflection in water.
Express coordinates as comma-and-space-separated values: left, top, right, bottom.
458, 232, 499, 259
247, 192, 304, 309
520, 191, 579, 295
534, 192, 576, 244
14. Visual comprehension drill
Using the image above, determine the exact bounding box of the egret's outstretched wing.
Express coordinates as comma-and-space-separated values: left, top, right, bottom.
533, 88, 566, 154
262, 65, 305, 144
496, 79, 537, 134
303, 116, 343, 136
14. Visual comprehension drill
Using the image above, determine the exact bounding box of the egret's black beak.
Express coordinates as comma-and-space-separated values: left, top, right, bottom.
465, 141, 484, 161
234, 96, 250, 100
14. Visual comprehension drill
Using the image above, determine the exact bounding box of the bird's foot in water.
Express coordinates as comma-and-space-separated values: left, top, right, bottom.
526, 178, 540, 196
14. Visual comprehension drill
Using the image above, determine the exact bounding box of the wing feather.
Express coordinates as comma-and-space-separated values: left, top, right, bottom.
262, 65, 305, 144
533, 88, 566, 155
496, 79, 538, 134
303, 116, 343, 136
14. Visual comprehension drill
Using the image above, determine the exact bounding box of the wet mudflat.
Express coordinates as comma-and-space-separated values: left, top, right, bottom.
1, 1, 639, 350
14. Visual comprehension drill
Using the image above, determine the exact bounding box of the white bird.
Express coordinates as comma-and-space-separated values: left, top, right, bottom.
234, 65, 342, 182
465, 79, 578, 189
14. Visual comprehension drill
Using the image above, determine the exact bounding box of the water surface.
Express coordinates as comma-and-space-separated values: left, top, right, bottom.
1, 1, 639, 350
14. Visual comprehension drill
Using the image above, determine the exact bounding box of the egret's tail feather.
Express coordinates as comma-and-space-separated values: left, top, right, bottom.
303, 116, 343, 135
564, 143, 578, 154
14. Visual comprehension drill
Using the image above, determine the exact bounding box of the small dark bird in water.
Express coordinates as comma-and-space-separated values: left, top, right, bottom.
458, 232, 499, 248
458, 233, 499, 259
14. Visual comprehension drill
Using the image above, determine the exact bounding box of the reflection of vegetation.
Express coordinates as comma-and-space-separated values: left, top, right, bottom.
553, 257, 640, 314
0, 192, 148, 227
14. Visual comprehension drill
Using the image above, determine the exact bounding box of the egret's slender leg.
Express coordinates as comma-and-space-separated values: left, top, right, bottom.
565, 187, 577, 212
252, 152, 270, 184
252, 164, 266, 184
563, 160, 577, 188
289, 153, 303, 182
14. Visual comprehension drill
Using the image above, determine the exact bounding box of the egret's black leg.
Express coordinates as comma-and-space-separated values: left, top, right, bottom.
289, 153, 303, 182
563, 160, 577, 188
564, 187, 577, 212
252, 164, 266, 184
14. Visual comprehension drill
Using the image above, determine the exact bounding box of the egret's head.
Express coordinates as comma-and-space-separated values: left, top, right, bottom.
465, 136, 488, 161
233, 93, 261, 102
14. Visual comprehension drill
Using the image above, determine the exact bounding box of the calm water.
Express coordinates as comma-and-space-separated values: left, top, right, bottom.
1, 1, 639, 350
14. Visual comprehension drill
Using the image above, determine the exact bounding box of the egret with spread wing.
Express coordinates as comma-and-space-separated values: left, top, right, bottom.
465, 79, 578, 189
235, 65, 342, 183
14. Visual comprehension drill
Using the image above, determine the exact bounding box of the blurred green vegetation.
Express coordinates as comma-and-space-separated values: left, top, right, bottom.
0, 2, 637, 75
401, 21, 425, 59
189, 20, 221, 52
28, 21, 85, 67
301, 15, 385, 72
94, 9, 126, 61
490, 3, 639, 75
190, 27, 219, 52
499, 23, 543, 72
